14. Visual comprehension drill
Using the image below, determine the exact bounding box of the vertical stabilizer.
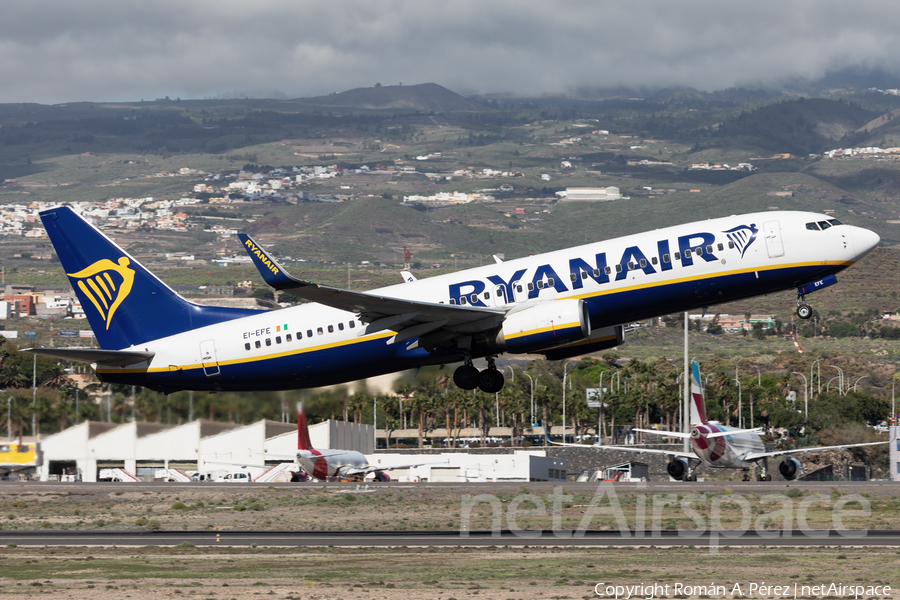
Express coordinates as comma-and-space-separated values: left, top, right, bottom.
40, 207, 263, 349
296, 402, 314, 451
690, 360, 707, 424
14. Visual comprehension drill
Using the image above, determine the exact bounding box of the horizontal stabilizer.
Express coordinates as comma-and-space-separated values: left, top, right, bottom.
633, 427, 691, 439
23, 347, 154, 367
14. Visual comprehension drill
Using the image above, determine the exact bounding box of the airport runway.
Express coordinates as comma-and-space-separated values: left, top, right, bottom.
0, 529, 896, 547
5, 480, 898, 495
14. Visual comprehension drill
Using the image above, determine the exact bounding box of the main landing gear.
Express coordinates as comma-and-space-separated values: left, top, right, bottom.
756, 458, 773, 481
453, 356, 505, 393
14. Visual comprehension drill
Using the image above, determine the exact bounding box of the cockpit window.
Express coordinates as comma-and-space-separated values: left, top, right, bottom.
818, 221, 832, 230
806, 222, 820, 230
828, 218, 843, 226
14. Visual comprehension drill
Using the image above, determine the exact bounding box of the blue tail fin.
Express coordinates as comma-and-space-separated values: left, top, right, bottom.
41, 207, 263, 350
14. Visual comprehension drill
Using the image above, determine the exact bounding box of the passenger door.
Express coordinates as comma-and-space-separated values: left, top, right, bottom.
763, 220, 785, 258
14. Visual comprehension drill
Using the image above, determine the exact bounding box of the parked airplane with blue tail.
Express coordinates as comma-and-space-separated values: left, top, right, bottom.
26, 207, 879, 394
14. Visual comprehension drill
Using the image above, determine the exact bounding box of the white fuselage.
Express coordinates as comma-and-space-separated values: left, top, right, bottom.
95, 211, 879, 391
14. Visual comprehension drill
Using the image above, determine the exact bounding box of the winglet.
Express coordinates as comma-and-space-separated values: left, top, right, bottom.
238, 233, 304, 290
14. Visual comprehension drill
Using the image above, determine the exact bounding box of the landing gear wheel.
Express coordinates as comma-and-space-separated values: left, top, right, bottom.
477, 369, 505, 393
453, 364, 479, 390
797, 304, 812, 320
742, 470, 751, 481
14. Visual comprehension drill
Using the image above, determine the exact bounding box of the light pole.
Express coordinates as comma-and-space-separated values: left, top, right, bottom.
811, 359, 821, 395
752, 365, 761, 387
562, 360, 576, 443
826, 376, 840, 394
6, 397, 10, 442
791, 372, 808, 423
828, 365, 844, 395
733, 378, 742, 428
523, 373, 539, 425
853, 376, 869, 393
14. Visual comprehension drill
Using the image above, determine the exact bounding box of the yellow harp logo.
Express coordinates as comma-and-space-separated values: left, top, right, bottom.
67, 257, 135, 330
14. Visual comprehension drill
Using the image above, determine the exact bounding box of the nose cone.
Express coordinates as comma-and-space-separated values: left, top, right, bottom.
851, 226, 880, 258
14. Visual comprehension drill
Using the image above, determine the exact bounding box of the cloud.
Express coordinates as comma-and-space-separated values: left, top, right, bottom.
2, 0, 900, 104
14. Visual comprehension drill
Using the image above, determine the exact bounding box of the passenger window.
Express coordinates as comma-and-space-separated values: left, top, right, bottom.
276, 336, 282, 344
286, 334, 293, 342
695, 247, 702, 256
317, 327, 323, 335
582, 271, 588, 279
449, 298, 456, 305
628, 262, 635, 270
460, 297, 467, 305
717, 243, 724, 251
604, 266, 612, 275
265, 338, 271, 346
547, 278, 554, 287
516, 284, 524, 292
328, 325, 334, 333
570, 272, 578, 282
728, 241, 735, 249
806, 222, 820, 230
245, 343, 251, 351
484, 292, 490, 299
684, 249, 692, 258
615, 264, 623, 273
639, 259, 647, 268
338, 323, 344, 331
663, 254, 670, 263
349, 321, 355, 328
307, 329, 313, 337
537, 281, 544, 289
706, 245, 713, 254
818, 221, 831, 230
674, 252, 681, 260
592, 268, 600, 277
651, 257, 658, 265
470, 293, 477, 303
527, 283, 534, 291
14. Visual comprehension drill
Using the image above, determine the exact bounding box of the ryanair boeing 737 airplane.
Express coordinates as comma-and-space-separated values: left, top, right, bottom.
26, 207, 879, 394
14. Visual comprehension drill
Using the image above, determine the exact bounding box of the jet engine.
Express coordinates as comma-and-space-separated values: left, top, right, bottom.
494, 299, 590, 354
667, 458, 690, 481
375, 472, 391, 482
778, 457, 801, 481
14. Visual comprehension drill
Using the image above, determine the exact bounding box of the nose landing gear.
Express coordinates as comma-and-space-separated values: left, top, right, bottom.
797, 294, 812, 320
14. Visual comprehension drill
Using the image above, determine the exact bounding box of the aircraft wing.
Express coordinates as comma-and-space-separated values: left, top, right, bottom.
238, 234, 504, 343
743, 440, 888, 462
546, 438, 697, 461
23, 347, 155, 367
342, 459, 449, 477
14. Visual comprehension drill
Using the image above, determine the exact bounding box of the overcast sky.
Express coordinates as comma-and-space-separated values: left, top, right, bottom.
3, 0, 900, 104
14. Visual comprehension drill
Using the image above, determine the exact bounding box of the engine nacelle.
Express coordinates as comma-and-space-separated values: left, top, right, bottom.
542, 325, 624, 361
495, 299, 590, 354
778, 457, 801, 481
667, 458, 690, 481
375, 472, 391, 482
